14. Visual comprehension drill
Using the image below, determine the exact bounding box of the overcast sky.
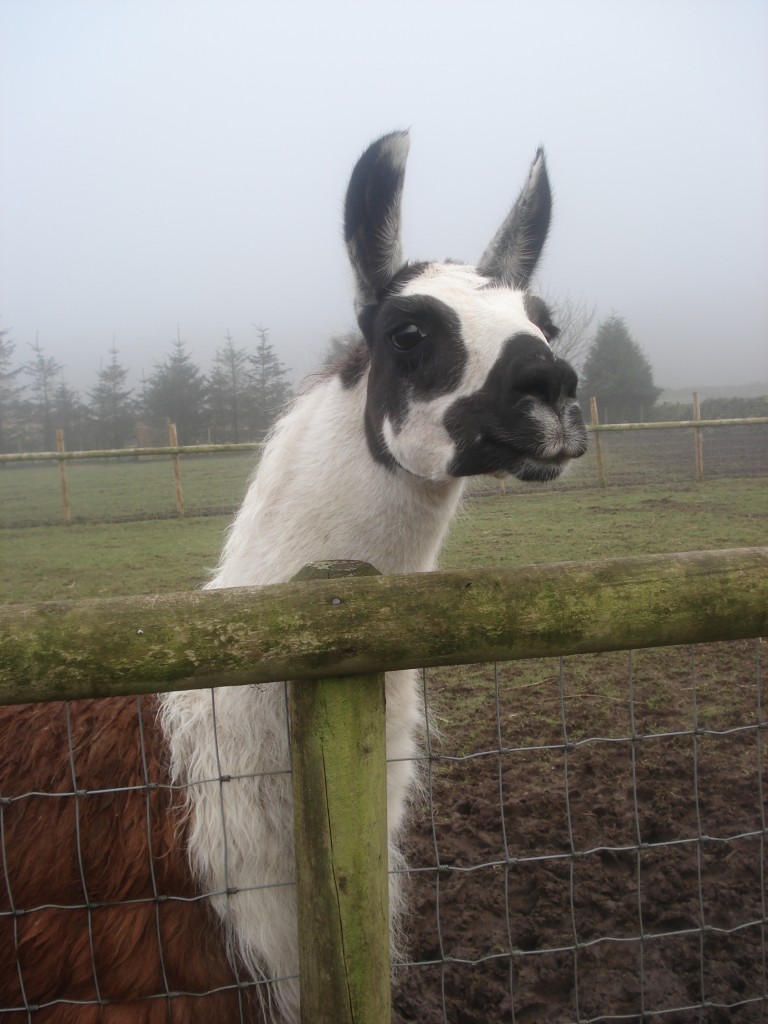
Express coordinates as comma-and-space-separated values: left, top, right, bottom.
1, 0, 767, 394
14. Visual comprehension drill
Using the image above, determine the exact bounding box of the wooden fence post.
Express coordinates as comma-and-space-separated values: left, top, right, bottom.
692, 391, 704, 482
56, 429, 71, 525
167, 422, 185, 517
288, 560, 391, 1024
590, 397, 607, 488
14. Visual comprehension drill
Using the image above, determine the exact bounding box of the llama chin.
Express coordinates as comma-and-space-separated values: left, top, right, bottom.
1, 131, 587, 1024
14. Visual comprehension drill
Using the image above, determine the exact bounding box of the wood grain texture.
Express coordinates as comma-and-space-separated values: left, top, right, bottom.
1, 548, 766, 705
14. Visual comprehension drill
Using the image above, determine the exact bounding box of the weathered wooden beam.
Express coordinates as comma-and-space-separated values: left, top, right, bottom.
0, 442, 264, 463
289, 561, 390, 1024
0, 548, 766, 706
589, 417, 768, 431
0, 419, 765, 464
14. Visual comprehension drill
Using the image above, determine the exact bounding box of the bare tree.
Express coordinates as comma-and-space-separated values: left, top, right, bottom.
320, 329, 361, 368
544, 293, 596, 373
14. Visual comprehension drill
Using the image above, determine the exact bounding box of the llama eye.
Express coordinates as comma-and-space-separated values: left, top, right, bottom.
390, 324, 427, 352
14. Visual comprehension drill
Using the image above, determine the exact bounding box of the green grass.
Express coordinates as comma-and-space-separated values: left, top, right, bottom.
0, 453, 256, 527
1, 475, 765, 605
1, 471, 764, 765
0, 518, 230, 603
441, 478, 767, 568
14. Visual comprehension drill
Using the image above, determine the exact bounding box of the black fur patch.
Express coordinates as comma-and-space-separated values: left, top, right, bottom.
362, 293, 467, 469
344, 132, 408, 302
338, 340, 370, 389
382, 261, 431, 301
523, 294, 560, 343
444, 333, 581, 478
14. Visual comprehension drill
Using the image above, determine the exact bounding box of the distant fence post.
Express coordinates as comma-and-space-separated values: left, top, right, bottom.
590, 397, 607, 488
56, 429, 71, 525
288, 560, 391, 1024
167, 422, 185, 518
692, 391, 704, 482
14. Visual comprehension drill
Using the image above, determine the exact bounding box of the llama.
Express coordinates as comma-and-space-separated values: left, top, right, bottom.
0, 131, 587, 1023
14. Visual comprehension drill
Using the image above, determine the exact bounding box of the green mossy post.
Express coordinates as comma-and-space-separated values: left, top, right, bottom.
1, 548, 768, 706
289, 561, 390, 1024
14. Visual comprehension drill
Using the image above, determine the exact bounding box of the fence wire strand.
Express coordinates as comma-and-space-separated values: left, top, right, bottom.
396, 640, 767, 1023
2, 420, 766, 526
1, 639, 766, 1022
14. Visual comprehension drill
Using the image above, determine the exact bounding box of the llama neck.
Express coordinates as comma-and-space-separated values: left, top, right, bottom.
208, 373, 465, 589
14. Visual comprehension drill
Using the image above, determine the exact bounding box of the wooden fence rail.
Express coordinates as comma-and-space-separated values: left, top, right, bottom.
2, 548, 766, 706
2, 413, 766, 523
1, 548, 767, 1020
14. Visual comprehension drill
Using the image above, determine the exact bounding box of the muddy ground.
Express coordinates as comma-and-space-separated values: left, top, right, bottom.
392, 641, 767, 1024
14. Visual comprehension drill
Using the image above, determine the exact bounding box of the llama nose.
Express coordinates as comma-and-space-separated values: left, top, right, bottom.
503, 334, 576, 407
512, 354, 578, 408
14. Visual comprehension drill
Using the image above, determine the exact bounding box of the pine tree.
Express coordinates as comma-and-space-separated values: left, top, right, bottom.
53, 377, 89, 451
248, 326, 291, 439
580, 315, 662, 423
0, 325, 24, 453
88, 342, 136, 449
142, 328, 208, 444
24, 336, 62, 450
206, 331, 249, 442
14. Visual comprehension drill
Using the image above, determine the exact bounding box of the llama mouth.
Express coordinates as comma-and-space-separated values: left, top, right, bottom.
484, 428, 575, 477
510, 454, 569, 482
447, 435, 572, 480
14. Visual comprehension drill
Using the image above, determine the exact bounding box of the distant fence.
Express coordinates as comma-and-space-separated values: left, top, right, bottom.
1, 414, 767, 527
1, 549, 767, 1021
584, 401, 768, 489
0, 427, 264, 527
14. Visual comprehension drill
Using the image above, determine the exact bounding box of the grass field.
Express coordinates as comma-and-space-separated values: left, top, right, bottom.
1, 463, 766, 1020
0, 452, 257, 528
0, 467, 765, 603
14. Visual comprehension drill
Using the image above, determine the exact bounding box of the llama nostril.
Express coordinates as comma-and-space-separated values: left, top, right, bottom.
515, 365, 561, 406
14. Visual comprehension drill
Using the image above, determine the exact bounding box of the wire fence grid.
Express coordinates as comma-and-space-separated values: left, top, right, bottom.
1, 639, 765, 1023
494, 420, 768, 496
1, 420, 766, 527
396, 642, 767, 1023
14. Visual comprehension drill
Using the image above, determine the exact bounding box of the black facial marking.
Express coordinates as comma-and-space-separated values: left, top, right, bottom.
444, 333, 585, 480
383, 261, 431, 299
359, 293, 468, 469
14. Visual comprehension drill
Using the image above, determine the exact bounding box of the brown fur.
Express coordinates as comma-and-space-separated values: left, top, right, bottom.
0, 697, 263, 1022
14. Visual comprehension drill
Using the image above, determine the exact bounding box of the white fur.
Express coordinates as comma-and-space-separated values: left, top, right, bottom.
381, 265, 549, 482
158, 265, 580, 1023
159, 365, 465, 1022
157, 135, 584, 1022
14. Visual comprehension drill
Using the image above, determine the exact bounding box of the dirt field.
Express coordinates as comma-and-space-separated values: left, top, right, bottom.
392, 640, 767, 1023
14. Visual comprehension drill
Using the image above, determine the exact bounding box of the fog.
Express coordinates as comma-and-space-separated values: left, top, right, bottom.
1, 0, 767, 393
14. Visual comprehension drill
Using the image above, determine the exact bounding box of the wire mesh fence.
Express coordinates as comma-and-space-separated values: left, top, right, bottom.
1, 639, 765, 1022
1, 419, 766, 526
395, 641, 767, 1023
492, 420, 768, 495
0, 449, 259, 528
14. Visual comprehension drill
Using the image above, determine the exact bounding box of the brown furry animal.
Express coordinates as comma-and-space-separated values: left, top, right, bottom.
0, 697, 261, 1022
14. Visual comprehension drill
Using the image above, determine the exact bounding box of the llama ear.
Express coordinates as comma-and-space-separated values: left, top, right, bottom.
344, 130, 410, 308
477, 148, 551, 289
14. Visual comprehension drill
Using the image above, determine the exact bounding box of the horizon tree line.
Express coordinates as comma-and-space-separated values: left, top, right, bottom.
0, 324, 291, 453
1, 311, 764, 455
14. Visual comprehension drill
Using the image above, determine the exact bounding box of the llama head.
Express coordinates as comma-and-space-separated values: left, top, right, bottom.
343, 131, 588, 483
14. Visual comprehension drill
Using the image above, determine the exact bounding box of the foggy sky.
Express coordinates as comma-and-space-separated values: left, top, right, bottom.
1, 0, 767, 394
